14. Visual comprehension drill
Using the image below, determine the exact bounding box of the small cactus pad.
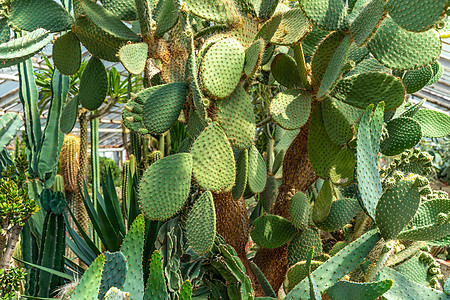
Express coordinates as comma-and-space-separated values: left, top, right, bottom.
287, 227, 322, 266
332, 72, 405, 111
321, 97, 353, 146
179, 280, 193, 300
81, 0, 140, 42
79, 56, 108, 111
377, 267, 448, 300
397, 65, 434, 94
232, 149, 248, 200
72, 16, 125, 62
186, 191, 216, 255
376, 178, 421, 240
316, 198, 360, 232
380, 117, 422, 156
367, 17, 442, 70
244, 39, 264, 77
356, 103, 384, 221
271, 8, 311, 45
329, 146, 356, 187
216, 84, 256, 149
144, 250, 169, 299
413, 109, 450, 138
99, 252, 128, 299
393, 254, 434, 287
191, 122, 236, 191
251, 215, 298, 249
311, 31, 347, 95
118, 42, 148, 75
307, 102, 341, 179
350, 0, 385, 47
255, 14, 283, 42
142, 82, 187, 134
200, 37, 245, 99
312, 180, 334, 224
100, 0, 137, 21
385, 0, 446, 32
299, 0, 349, 31
285, 229, 381, 299
52, 32, 81, 76
260, 175, 279, 212
290, 192, 310, 230
284, 260, 322, 293
71, 254, 105, 300
271, 53, 305, 89
120, 215, 145, 299
346, 58, 389, 77
326, 279, 393, 300
9, 0, 74, 32
181, 0, 241, 24
59, 96, 79, 134
138, 154, 193, 220
427, 61, 443, 86
154, 0, 179, 37
270, 89, 312, 130
248, 144, 267, 194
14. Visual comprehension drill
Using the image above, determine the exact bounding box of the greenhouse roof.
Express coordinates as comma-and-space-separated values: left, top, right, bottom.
0, 38, 450, 152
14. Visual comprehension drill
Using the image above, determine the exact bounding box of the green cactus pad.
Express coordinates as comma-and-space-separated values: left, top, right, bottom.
100, 0, 137, 21
398, 65, 434, 94
346, 58, 389, 77
302, 26, 330, 57
139, 153, 193, 220
376, 178, 421, 240
186, 42, 208, 120
260, 175, 279, 212
385, 0, 446, 32
179, 280, 193, 300
244, 39, 264, 77
121, 215, 145, 299
0, 29, 52, 68
232, 149, 248, 200
60, 96, 79, 134
321, 97, 353, 146
356, 103, 384, 221
154, 0, 179, 37
350, 0, 385, 47
186, 191, 216, 255
329, 146, 356, 187
332, 72, 405, 111
327, 279, 393, 300
393, 254, 432, 287
285, 229, 381, 299
308, 102, 341, 179
284, 260, 322, 293
299, 0, 349, 31
144, 250, 169, 299
248, 144, 267, 193
311, 31, 347, 95
329, 241, 348, 256
99, 252, 128, 299
271, 53, 305, 89
367, 17, 442, 70
182, 0, 241, 24
81, 0, 140, 42
191, 122, 236, 191
271, 8, 311, 45
142, 82, 187, 134
380, 117, 422, 156
71, 254, 105, 300
52, 32, 81, 76
79, 56, 108, 111
427, 61, 443, 86
118, 42, 148, 75
270, 89, 312, 130
200, 37, 245, 99
122, 107, 147, 134
290, 192, 310, 230
316, 198, 360, 232
377, 267, 449, 300
250, 215, 298, 249
257, 0, 278, 20
312, 180, 334, 224
398, 198, 450, 242
413, 109, 450, 138
217, 84, 256, 149
287, 227, 322, 266
9, 0, 74, 32
0, 19, 9, 44
72, 16, 125, 62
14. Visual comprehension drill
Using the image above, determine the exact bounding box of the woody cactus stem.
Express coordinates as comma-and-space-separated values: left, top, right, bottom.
254, 115, 317, 293
76, 111, 89, 233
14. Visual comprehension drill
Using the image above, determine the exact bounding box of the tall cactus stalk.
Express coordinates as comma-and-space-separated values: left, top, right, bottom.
76, 111, 89, 234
